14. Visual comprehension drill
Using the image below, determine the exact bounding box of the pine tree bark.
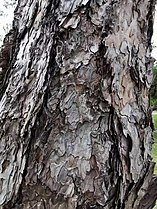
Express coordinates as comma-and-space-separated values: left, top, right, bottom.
0, 0, 156, 209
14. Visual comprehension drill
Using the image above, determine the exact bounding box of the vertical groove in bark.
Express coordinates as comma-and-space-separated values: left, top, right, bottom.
0, 0, 156, 209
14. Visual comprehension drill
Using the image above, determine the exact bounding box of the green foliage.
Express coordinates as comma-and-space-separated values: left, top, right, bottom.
152, 113, 157, 174
151, 98, 157, 109
154, 203, 157, 209
150, 63, 157, 110
152, 113, 157, 209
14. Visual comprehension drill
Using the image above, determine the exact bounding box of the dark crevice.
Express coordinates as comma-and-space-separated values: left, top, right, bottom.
0, 27, 18, 99
17, 26, 28, 40
146, 0, 155, 48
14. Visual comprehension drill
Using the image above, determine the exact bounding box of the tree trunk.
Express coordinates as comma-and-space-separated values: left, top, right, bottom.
0, 0, 156, 209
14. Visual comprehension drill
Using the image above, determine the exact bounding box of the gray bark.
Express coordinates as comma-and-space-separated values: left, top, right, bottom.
0, 0, 156, 209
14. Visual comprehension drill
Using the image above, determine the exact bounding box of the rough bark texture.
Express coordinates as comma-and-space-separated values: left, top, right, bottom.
0, 0, 156, 209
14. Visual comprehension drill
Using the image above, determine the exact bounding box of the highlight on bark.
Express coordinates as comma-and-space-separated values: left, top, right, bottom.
0, 0, 157, 209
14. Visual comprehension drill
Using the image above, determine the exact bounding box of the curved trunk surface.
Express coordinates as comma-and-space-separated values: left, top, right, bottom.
0, 0, 156, 209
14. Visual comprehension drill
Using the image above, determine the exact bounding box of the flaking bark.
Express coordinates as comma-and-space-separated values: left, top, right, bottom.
0, 0, 156, 209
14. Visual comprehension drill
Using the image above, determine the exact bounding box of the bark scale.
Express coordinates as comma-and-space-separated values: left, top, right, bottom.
0, 0, 156, 209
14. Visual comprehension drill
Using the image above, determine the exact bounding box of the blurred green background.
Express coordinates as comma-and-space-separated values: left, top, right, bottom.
151, 63, 157, 208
